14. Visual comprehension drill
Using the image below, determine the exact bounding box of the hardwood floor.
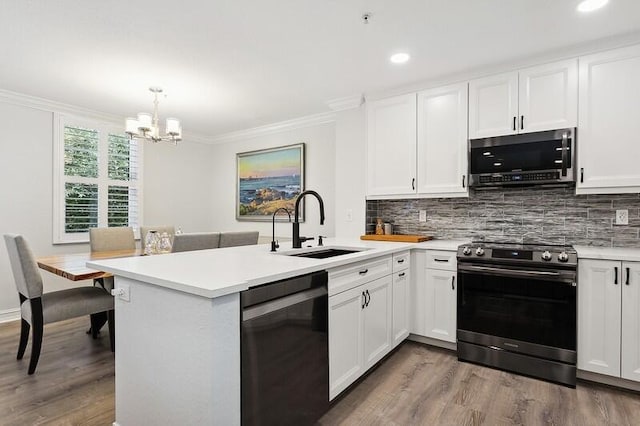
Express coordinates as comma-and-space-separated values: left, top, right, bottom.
1, 317, 639, 425
0, 317, 114, 425
320, 343, 640, 426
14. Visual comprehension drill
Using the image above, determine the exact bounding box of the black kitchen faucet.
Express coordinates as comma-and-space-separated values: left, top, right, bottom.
292, 190, 325, 248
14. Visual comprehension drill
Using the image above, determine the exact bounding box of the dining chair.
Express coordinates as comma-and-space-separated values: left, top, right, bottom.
171, 232, 221, 252
219, 231, 259, 248
88, 226, 135, 334
4, 234, 115, 375
140, 225, 175, 246
89, 226, 136, 253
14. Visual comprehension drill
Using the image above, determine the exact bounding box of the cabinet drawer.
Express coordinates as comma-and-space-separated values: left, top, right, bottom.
392, 251, 410, 272
329, 255, 392, 296
426, 250, 457, 271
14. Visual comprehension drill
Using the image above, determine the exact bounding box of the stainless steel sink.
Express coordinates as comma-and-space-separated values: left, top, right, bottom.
279, 246, 368, 259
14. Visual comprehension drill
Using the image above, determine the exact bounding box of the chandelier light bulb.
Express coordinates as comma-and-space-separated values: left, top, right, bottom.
137, 113, 153, 131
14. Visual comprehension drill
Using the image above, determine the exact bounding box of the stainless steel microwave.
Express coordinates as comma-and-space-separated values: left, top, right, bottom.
469, 128, 576, 187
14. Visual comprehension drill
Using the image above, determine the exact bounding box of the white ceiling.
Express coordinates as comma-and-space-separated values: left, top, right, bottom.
2, 0, 640, 139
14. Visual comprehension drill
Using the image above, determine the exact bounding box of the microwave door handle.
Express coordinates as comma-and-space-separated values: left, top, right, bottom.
561, 132, 568, 177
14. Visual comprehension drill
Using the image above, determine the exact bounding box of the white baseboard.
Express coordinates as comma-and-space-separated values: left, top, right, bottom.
0, 308, 20, 324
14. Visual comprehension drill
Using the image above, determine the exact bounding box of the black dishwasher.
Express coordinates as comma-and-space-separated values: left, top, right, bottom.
241, 270, 329, 426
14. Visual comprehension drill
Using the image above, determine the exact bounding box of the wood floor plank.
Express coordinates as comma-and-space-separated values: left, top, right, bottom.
2, 318, 640, 425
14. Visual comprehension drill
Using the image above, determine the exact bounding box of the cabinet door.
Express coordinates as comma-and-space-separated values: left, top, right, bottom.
416, 83, 469, 197
329, 285, 365, 400
518, 59, 577, 133
362, 275, 393, 370
469, 72, 518, 139
392, 269, 410, 348
577, 260, 621, 377
410, 251, 427, 336
577, 44, 640, 194
424, 268, 457, 343
366, 94, 417, 196
622, 262, 640, 382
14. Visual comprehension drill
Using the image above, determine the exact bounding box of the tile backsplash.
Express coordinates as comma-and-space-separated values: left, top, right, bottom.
366, 187, 640, 247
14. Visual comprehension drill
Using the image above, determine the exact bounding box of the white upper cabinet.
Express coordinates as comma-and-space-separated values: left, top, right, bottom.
519, 59, 578, 132
469, 59, 577, 139
577, 44, 640, 194
366, 93, 417, 196
469, 72, 518, 139
417, 83, 469, 196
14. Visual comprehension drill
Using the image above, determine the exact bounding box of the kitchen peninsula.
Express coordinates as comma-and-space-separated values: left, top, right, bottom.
88, 238, 462, 425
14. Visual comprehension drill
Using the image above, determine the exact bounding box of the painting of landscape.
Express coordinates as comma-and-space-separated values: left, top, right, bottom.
237, 143, 305, 221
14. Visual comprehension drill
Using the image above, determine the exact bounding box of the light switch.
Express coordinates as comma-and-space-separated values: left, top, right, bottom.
616, 209, 629, 225
419, 210, 427, 222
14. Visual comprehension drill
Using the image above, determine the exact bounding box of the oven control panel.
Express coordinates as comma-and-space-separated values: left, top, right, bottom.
457, 244, 577, 267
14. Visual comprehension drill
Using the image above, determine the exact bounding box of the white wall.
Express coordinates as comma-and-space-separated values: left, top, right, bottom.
0, 98, 214, 319
334, 106, 366, 237
143, 141, 215, 233
209, 122, 336, 241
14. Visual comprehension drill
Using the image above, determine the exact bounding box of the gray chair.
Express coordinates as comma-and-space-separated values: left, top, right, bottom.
140, 225, 175, 246
88, 227, 134, 334
171, 232, 221, 253
4, 234, 115, 374
89, 226, 136, 253
219, 231, 259, 248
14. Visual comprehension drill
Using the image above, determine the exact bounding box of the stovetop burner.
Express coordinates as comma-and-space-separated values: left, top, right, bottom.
457, 241, 577, 267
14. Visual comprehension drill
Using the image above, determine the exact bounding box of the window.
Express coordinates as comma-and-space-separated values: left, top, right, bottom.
53, 114, 143, 243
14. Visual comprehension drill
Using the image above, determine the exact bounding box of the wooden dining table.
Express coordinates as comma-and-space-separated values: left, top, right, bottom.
37, 248, 144, 281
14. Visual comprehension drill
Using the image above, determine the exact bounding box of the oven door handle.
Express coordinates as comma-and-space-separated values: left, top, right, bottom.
458, 264, 575, 282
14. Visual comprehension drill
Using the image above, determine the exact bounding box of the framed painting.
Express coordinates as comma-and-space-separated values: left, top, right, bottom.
236, 143, 305, 221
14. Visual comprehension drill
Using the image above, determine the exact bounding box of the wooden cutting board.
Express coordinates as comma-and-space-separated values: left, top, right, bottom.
360, 234, 433, 243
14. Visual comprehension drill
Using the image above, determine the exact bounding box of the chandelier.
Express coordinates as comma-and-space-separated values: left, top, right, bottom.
125, 87, 182, 144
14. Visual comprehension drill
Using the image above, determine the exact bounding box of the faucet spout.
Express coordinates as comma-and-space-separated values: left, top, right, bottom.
292, 190, 325, 248
271, 208, 291, 252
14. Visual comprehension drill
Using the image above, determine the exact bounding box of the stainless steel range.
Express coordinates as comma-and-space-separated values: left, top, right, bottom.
456, 242, 578, 387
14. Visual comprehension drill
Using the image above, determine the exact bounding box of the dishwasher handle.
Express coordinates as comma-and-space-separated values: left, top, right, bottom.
242, 286, 327, 321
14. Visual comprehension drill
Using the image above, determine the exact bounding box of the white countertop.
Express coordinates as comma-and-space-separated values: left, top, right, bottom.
90, 237, 465, 299
575, 245, 640, 262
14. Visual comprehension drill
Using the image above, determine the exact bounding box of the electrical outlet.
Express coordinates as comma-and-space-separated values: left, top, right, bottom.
419, 210, 427, 222
111, 283, 130, 302
346, 209, 353, 222
616, 209, 629, 225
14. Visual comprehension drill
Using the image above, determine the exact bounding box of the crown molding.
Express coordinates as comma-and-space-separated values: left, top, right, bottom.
0, 88, 215, 146
0, 88, 122, 124
326, 94, 364, 112
210, 111, 336, 144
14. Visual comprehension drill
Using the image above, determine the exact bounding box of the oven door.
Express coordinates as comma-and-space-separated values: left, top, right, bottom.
457, 263, 576, 355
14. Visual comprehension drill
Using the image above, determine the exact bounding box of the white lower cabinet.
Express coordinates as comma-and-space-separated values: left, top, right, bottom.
423, 268, 457, 343
411, 250, 458, 343
329, 271, 393, 400
362, 276, 393, 370
578, 259, 640, 382
411, 249, 457, 344
392, 268, 410, 348
329, 252, 410, 400
328, 284, 365, 400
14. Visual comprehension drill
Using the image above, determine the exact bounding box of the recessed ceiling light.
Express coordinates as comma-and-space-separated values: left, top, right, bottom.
577, 0, 609, 13
390, 53, 410, 64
